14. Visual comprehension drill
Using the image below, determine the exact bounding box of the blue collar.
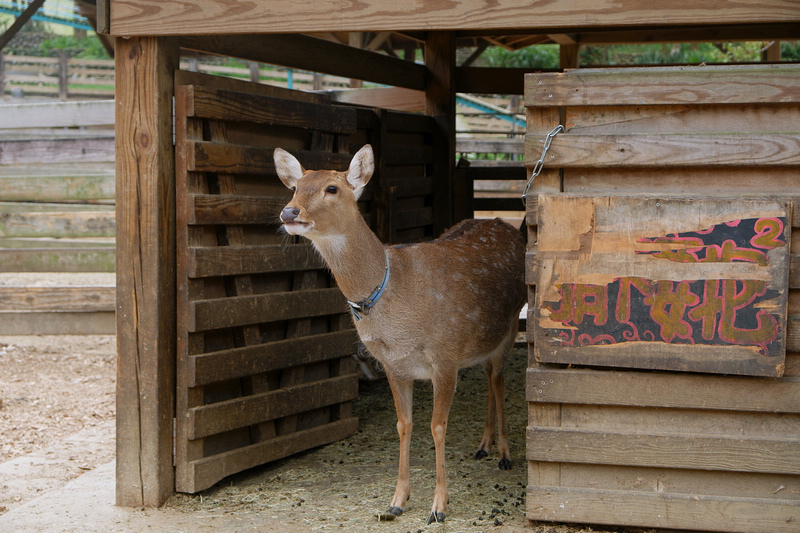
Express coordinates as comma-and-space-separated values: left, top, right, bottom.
347, 249, 390, 321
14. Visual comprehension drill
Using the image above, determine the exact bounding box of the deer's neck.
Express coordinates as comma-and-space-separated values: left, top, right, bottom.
311, 216, 387, 303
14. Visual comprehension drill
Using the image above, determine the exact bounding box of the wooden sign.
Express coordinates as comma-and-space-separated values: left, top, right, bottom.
533, 195, 792, 377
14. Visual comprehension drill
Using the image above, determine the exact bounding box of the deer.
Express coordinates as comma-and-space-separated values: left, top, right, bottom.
274, 144, 526, 524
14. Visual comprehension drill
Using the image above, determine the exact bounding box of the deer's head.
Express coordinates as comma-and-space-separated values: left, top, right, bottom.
275, 145, 375, 240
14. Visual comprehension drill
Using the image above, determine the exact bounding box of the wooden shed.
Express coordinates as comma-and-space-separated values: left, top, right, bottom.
100, 1, 800, 531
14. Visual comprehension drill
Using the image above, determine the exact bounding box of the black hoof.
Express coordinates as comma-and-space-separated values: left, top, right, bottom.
474, 449, 489, 460
427, 511, 446, 524
498, 458, 512, 470
388, 506, 404, 517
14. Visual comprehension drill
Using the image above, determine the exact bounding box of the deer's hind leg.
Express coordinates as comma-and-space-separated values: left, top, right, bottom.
475, 325, 515, 470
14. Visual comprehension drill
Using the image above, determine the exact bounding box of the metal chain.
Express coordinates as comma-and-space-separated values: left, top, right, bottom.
521, 124, 564, 206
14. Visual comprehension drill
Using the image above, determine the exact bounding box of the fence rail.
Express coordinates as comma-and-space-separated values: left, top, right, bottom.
0, 53, 364, 99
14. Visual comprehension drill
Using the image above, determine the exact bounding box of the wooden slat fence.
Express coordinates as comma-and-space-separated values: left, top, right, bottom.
1, 53, 378, 100
0, 99, 115, 335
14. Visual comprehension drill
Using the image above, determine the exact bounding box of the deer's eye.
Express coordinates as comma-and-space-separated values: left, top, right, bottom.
326, 185, 338, 194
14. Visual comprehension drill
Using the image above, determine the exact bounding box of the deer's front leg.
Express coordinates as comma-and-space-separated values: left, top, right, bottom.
385, 374, 413, 517
428, 371, 458, 524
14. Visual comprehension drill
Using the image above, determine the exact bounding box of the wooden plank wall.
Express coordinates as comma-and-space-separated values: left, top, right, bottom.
172, 71, 439, 491
524, 64, 800, 533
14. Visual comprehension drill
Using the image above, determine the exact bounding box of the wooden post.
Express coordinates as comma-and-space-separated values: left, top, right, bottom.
763, 40, 781, 61
58, 50, 68, 101
425, 31, 457, 232
348, 32, 364, 88
559, 44, 580, 70
114, 36, 179, 507
248, 61, 259, 83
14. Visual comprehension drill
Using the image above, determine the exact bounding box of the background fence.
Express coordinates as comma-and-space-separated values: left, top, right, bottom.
0, 57, 525, 335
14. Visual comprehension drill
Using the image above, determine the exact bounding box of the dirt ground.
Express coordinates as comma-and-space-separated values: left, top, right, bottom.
0, 334, 657, 533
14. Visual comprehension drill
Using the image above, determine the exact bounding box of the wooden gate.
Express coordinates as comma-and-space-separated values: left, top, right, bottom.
173, 72, 362, 493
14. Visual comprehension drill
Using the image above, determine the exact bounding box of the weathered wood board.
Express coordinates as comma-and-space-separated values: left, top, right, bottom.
532, 194, 792, 377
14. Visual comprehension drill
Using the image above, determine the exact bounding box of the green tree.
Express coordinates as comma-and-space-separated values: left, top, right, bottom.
481, 45, 559, 69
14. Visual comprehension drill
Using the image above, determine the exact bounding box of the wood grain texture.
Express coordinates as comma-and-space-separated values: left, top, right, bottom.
183, 418, 359, 493
0, 247, 115, 272
188, 244, 325, 278
0, 175, 115, 202
188, 194, 288, 225
185, 86, 357, 134
527, 368, 800, 413
0, 286, 115, 312
527, 486, 800, 533
114, 36, 178, 508
527, 427, 800, 474
0, 137, 114, 165
526, 65, 800, 107
526, 133, 800, 168
0, 211, 115, 238
0, 310, 114, 335
0, 100, 115, 129
188, 375, 358, 439
189, 330, 359, 386
108, 0, 800, 35
188, 288, 347, 331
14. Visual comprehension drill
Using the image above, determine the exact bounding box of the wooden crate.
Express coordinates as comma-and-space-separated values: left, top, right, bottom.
172, 72, 440, 492
524, 64, 800, 532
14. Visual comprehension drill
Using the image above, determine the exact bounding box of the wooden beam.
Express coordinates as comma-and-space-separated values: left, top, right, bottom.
179, 34, 426, 91
425, 31, 457, 231
0, 0, 45, 51
107, 1, 800, 36
326, 87, 425, 112
114, 36, 179, 508
548, 33, 577, 45
96, 0, 110, 34
568, 23, 800, 44
525, 65, 800, 106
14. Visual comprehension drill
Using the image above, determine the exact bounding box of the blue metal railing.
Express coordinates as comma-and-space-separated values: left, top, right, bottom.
456, 95, 525, 129
0, 0, 93, 32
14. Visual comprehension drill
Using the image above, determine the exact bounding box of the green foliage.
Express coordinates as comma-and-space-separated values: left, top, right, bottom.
580, 42, 770, 66
477, 41, 791, 69
40, 34, 110, 59
781, 41, 800, 61
481, 45, 560, 69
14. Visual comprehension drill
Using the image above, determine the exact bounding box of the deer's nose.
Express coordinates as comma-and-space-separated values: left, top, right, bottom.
281, 206, 300, 223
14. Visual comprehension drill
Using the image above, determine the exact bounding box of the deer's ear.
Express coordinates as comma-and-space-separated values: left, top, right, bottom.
274, 148, 305, 190
346, 145, 374, 200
